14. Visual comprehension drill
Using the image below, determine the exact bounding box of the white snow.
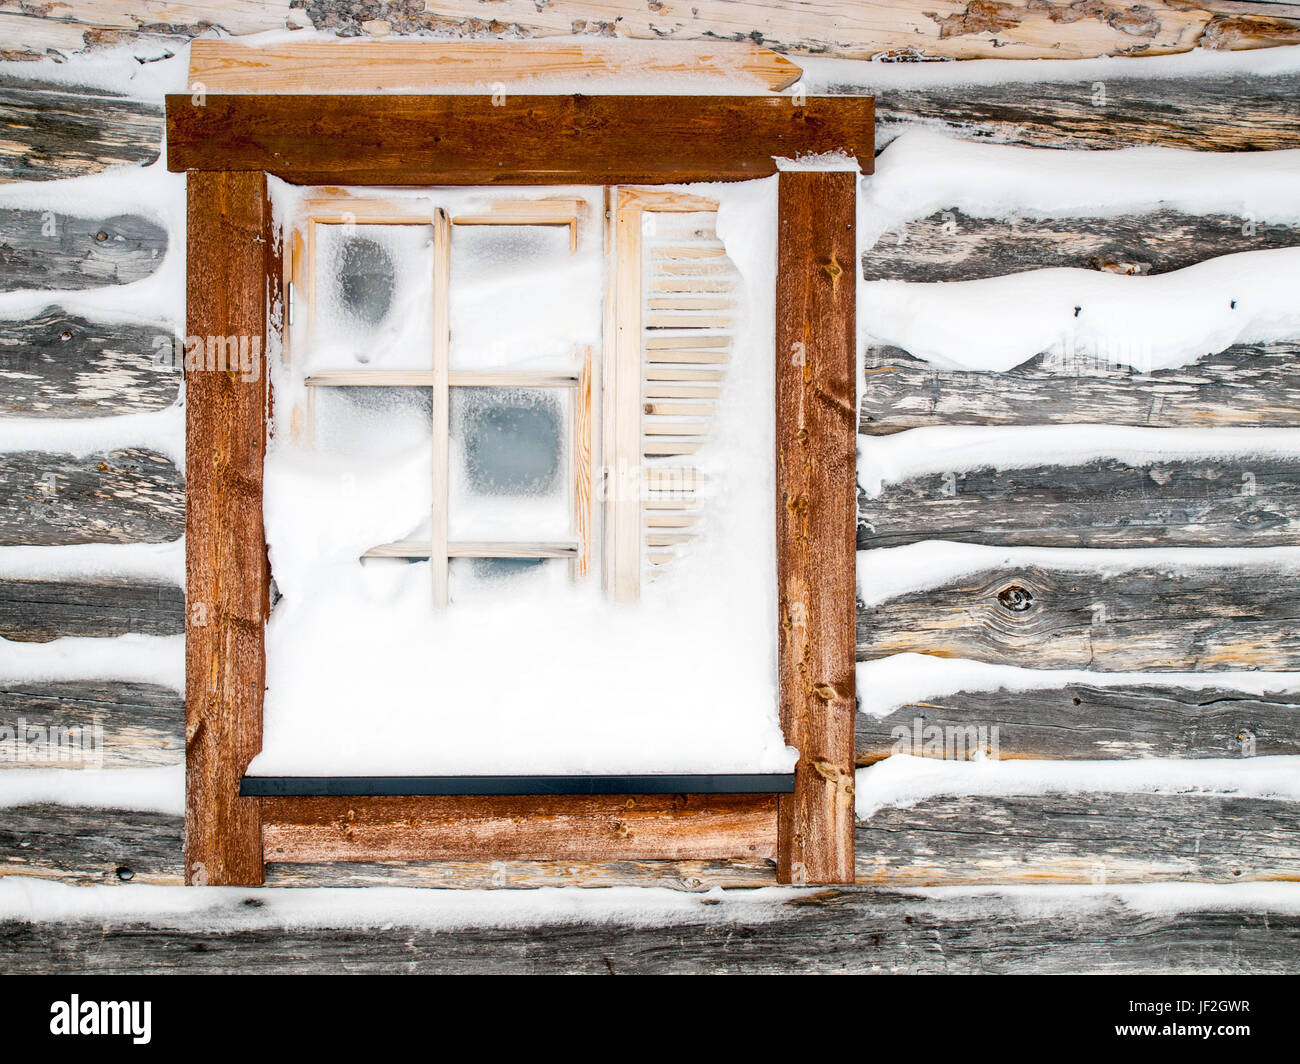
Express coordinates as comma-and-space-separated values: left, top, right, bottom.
0, 876, 1294, 928
0, 44, 188, 99
0, 541, 182, 586
860, 246, 1300, 374
907, 882, 1300, 917
0, 765, 181, 813
856, 753, 1300, 820
858, 540, 1300, 606
864, 129, 1300, 228
0, 634, 183, 690
253, 176, 795, 777
859, 424, 1300, 496
0, 404, 183, 466
858, 653, 1300, 719
798, 45, 1300, 93
0, 878, 806, 928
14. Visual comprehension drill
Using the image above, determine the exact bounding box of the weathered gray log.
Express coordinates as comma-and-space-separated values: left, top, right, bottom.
858, 456, 1300, 549
856, 792, 1300, 885
0, 802, 773, 890
0, 78, 161, 182
0, 579, 183, 641
0, 449, 183, 544
863, 74, 1300, 152
0, 309, 180, 417
857, 682, 1300, 763
859, 342, 1300, 435
0, 211, 167, 291
0, 683, 182, 766
266, 858, 776, 890
857, 562, 1300, 670
864, 209, 1300, 283
1, 883, 1295, 973
0, 805, 181, 886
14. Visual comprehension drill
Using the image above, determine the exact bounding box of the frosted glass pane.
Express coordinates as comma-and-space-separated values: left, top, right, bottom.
448, 556, 569, 603
449, 224, 601, 371
311, 386, 432, 461
447, 386, 571, 541
309, 223, 434, 371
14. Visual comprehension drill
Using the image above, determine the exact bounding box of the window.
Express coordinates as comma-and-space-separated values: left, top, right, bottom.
286, 195, 596, 602
169, 89, 868, 887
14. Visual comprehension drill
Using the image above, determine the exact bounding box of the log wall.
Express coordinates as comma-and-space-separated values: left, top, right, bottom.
0, 18, 1297, 972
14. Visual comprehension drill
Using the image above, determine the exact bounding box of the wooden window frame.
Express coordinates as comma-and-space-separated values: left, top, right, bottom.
168, 94, 871, 887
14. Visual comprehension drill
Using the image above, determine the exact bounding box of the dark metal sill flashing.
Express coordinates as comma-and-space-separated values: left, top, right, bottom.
241, 773, 795, 797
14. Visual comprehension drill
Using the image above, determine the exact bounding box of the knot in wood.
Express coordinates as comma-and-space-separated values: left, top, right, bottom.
997, 584, 1034, 612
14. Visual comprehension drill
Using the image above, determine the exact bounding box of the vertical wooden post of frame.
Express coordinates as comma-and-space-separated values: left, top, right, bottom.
185, 170, 273, 886
775, 170, 858, 886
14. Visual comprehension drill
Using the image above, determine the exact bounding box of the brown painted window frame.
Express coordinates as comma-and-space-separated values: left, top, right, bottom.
167, 94, 871, 887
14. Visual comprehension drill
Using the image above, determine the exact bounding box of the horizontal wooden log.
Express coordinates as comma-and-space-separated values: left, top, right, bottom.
189, 39, 803, 92
262, 793, 779, 862
0, 449, 183, 545
859, 342, 1300, 435
857, 681, 1300, 762
0, 802, 774, 889
859, 456, 1300, 549
856, 793, 1300, 885
0, 683, 181, 766
864, 209, 1300, 283
266, 858, 776, 890
0, 804, 182, 886
0, 77, 161, 182
1, 883, 1295, 973
857, 562, 1300, 669
0, 578, 183, 642
0, 309, 180, 417
165, 95, 876, 184
869, 73, 1300, 151
4, 0, 1299, 61
0, 211, 167, 291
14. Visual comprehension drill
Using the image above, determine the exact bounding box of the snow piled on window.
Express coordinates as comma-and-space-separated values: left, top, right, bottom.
253, 177, 795, 777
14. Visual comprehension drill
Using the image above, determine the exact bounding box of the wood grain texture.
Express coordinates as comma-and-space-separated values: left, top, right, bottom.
857, 562, 1300, 670
0, 578, 182, 641
165, 95, 876, 185
0, 210, 167, 291
776, 171, 858, 885
856, 793, 1300, 885
0, 803, 774, 888
0, 805, 182, 886
0, 77, 161, 182
0, 683, 182, 766
857, 681, 1300, 763
864, 209, 1300, 283
858, 456, 1300, 549
261, 794, 779, 862
0, 310, 180, 417
2, 885, 1295, 974
4, 0, 1299, 60
189, 39, 803, 92
0, 449, 182, 544
265, 857, 777, 890
184, 170, 271, 887
859, 342, 1300, 435
867, 73, 1300, 151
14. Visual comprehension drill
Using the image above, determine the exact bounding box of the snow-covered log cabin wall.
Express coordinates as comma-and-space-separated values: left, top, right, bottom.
1, 4, 1299, 972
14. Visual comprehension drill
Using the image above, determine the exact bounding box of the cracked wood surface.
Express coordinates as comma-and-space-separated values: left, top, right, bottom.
1, 880, 1296, 973
856, 680, 1300, 762
1, 0, 1297, 61
857, 562, 1300, 670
